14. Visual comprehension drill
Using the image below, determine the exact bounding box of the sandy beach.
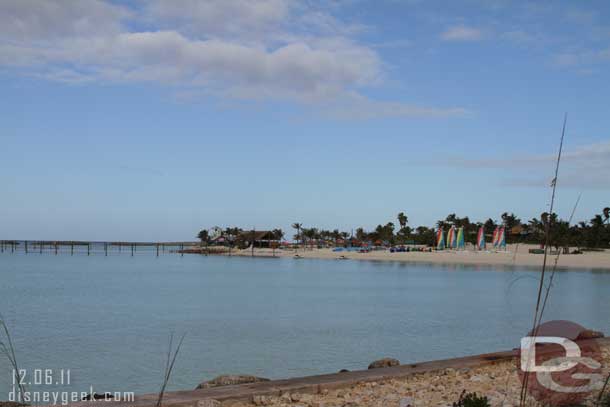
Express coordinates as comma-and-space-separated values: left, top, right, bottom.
231, 244, 610, 271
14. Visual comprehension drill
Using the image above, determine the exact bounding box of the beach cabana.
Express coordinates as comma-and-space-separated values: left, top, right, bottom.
237, 231, 278, 248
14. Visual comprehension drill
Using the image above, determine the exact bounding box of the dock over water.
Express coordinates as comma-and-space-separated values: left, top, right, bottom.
0, 240, 200, 256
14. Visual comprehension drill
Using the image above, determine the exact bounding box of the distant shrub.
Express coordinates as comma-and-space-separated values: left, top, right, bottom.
452, 391, 490, 407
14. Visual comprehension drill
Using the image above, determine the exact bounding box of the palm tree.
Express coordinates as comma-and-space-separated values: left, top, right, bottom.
355, 227, 366, 243
197, 229, 209, 255
197, 230, 209, 244
483, 218, 496, 235
301, 227, 319, 250
224, 227, 241, 256
397, 212, 408, 229
272, 228, 284, 242
436, 220, 447, 230
271, 228, 284, 256
445, 213, 457, 225
292, 223, 302, 251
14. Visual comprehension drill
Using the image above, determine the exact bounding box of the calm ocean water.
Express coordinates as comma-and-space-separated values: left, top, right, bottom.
1, 251, 609, 398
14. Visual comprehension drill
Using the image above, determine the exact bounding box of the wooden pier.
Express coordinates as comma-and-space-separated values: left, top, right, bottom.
0, 240, 199, 257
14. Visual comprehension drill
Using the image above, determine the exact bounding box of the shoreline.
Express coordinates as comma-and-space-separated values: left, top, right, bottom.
216, 244, 610, 271
67, 338, 610, 407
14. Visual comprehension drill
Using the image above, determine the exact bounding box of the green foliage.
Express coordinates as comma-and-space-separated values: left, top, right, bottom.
198, 206, 610, 249
452, 392, 490, 407
197, 229, 209, 243
271, 228, 284, 241
397, 212, 408, 229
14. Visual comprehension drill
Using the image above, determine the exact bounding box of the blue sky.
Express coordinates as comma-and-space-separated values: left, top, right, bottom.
1, 0, 609, 241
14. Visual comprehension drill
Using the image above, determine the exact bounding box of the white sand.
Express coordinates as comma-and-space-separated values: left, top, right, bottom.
233, 244, 610, 271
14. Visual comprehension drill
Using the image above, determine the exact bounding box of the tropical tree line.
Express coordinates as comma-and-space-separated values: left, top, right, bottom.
198, 207, 610, 249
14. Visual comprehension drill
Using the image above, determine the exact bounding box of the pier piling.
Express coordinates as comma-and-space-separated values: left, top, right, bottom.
1, 240, 196, 257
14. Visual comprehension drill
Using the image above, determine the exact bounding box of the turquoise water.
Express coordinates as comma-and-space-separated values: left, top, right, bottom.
0, 252, 609, 398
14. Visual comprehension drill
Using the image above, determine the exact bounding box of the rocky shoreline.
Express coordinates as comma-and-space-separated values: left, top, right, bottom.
220, 343, 610, 407
8, 341, 609, 407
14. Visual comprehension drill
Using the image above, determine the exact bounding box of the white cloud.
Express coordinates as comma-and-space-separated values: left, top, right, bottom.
0, 0, 128, 40
552, 47, 610, 68
444, 142, 610, 189
143, 0, 292, 41
440, 25, 483, 41
325, 92, 469, 119
0, 0, 467, 119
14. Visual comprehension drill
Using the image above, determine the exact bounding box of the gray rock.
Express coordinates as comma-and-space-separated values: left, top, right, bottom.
196, 375, 270, 389
399, 397, 414, 407
252, 395, 269, 406
577, 329, 604, 340
196, 399, 221, 407
368, 357, 400, 369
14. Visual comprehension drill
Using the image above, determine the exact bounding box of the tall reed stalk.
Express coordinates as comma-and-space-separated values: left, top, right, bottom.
0, 314, 27, 398
156, 333, 186, 407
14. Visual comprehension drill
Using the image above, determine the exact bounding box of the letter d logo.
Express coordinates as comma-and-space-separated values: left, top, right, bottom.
520, 336, 580, 373
516, 320, 604, 406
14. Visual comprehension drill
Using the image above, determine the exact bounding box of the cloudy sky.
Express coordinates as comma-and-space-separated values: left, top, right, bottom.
1, 0, 609, 240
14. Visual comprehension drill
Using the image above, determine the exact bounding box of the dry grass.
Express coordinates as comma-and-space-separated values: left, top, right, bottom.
156, 333, 186, 407
0, 314, 27, 398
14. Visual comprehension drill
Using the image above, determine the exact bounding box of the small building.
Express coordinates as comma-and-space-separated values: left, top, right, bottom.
237, 231, 278, 248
